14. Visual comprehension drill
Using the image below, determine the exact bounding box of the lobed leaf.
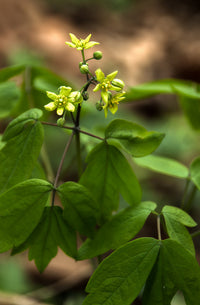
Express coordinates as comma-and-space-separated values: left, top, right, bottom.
77, 201, 156, 260
134, 154, 189, 178
58, 181, 99, 238
105, 119, 164, 157
83, 238, 160, 305
79, 142, 141, 223
0, 179, 53, 253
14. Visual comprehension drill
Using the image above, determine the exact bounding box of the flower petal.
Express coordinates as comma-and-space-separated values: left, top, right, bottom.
59, 86, 72, 96
83, 34, 92, 43
66, 103, 75, 112
84, 41, 100, 49
44, 102, 56, 111
93, 83, 101, 92
65, 42, 76, 48
69, 33, 79, 45
46, 91, 57, 100
107, 70, 118, 81
109, 103, 118, 114
101, 90, 109, 104
95, 68, 105, 82
57, 107, 64, 116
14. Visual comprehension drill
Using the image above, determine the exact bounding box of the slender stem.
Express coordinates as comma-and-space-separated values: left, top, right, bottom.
157, 215, 162, 240
70, 112, 76, 124
75, 130, 83, 178
24, 66, 34, 108
180, 178, 190, 209
54, 132, 75, 189
41, 121, 104, 141
184, 184, 197, 212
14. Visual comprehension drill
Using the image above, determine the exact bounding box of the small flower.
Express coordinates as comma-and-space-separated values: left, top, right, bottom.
103, 93, 126, 118
65, 33, 99, 51
44, 86, 83, 116
93, 68, 125, 104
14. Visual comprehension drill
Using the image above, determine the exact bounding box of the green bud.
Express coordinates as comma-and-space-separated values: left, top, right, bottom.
82, 91, 89, 100
79, 61, 83, 68
57, 117, 66, 127
79, 64, 89, 74
93, 51, 103, 60
96, 101, 103, 111
111, 78, 125, 90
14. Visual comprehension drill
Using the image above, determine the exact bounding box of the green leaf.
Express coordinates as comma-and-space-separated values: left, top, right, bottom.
179, 95, 200, 130
2, 108, 43, 141
143, 244, 176, 305
105, 119, 164, 157
0, 179, 53, 253
52, 206, 77, 258
28, 207, 58, 272
30, 162, 46, 180
0, 118, 44, 193
83, 238, 160, 305
125, 79, 190, 101
58, 182, 98, 238
0, 81, 21, 119
161, 239, 200, 305
163, 216, 195, 256
80, 142, 142, 223
173, 83, 200, 99
134, 154, 189, 178
0, 65, 25, 83
190, 156, 200, 190
77, 201, 156, 260
162, 205, 197, 227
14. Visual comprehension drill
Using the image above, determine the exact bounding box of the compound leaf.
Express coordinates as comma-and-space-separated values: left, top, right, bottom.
83, 238, 160, 305
105, 119, 164, 157
80, 142, 141, 223
58, 182, 99, 238
78, 201, 156, 260
0, 179, 53, 253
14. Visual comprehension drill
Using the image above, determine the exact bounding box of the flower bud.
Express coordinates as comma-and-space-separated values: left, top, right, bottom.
57, 117, 66, 127
93, 51, 103, 60
111, 78, 125, 91
96, 101, 103, 111
82, 91, 89, 100
79, 64, 89, 74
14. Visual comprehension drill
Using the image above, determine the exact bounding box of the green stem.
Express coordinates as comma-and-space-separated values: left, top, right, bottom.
180, 178, 190, 209
157, 215, 162, 240
24, 66, 34, 108
184, 184, 197, 212
41, 121, 104, 141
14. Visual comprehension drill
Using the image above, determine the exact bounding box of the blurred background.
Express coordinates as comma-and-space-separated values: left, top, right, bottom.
0, 0, 200, 304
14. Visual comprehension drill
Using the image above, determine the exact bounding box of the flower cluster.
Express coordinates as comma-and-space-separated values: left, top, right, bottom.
93, 68, 126, 117
44, 86, 83, 116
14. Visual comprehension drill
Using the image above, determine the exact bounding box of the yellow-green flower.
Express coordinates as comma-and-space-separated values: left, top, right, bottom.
44, 86, 83, 116
65, 33, 99, 51
93, 68, 125, 104
103, 93, 126, 118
